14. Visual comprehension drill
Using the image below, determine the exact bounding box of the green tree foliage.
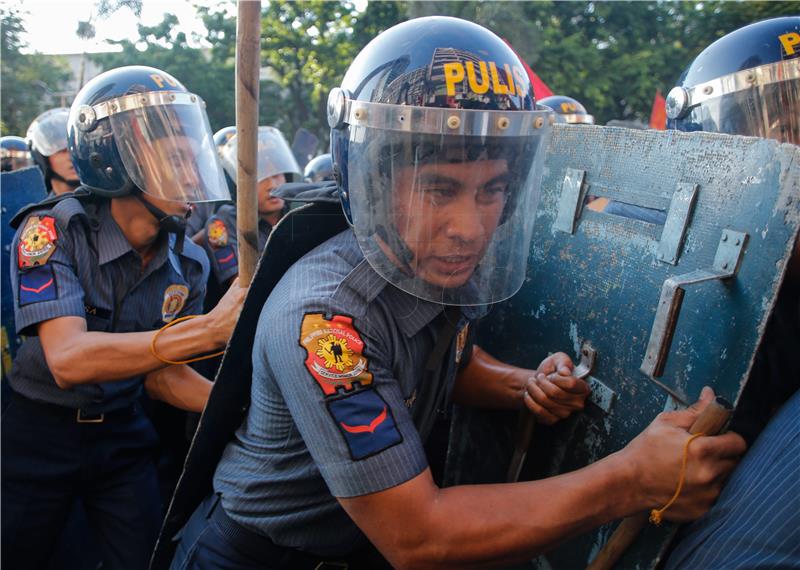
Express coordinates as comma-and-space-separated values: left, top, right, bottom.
1, 6, 72, 136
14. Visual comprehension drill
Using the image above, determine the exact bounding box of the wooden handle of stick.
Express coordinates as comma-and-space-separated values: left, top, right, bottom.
235, 0, 261, 286
586, 396, 732, 570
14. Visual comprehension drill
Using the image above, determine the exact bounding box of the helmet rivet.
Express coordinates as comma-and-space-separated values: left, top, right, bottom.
110, 103, 118, 111
447, 115, 461, 129
745, 73, 755, 83
170, 94, 176, 101
79, 113, 86, 123
105, 167, 113, 177
534, 117, 544, 129
398, 114, 406, 123
190, 95, 197, 103
703, 85, 713, 95
497, 117, 510, 130
354, 108, 366, 121
141, 97, 148, 104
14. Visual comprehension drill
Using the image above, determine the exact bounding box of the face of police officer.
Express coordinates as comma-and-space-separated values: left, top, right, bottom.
48, 149, 78, 182
391, 159, 509, 289
257, 173, 286, 217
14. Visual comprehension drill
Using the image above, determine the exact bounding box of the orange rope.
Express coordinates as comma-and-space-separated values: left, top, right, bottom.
649, 432, 705, 525
150, 315, 225, 365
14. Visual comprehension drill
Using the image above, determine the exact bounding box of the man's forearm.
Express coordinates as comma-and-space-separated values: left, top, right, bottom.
44, 316, 224, 388
451, 345, 528, 409
145, 365, 212, 412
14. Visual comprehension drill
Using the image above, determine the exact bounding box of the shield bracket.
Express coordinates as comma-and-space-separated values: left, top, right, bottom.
641, 229, 748, 383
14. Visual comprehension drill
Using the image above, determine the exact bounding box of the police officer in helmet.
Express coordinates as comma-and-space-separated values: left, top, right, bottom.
1, 135, 33, 172
1, 65, 245, 570
168, 18, 744, 569
203, 126, 301, 288
26, 107, 81, 195
665, 16, 800, 568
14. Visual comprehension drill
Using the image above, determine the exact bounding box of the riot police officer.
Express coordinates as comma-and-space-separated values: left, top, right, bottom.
538, 95, 595, 124
26, 107, 80, 196
1, 65, 245, 570
168, 18, 744, 569
664, 16, 800, 568
0, 136, 33, 172
203, 125, 301, 288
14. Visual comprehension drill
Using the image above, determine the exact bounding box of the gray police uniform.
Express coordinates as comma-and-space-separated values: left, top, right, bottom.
203, 204, 275, 285
196, 229, 480, 560
2, 196, 208, 569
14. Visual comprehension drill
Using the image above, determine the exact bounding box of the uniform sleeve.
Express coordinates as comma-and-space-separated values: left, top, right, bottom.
11, 214, 87, 336
179, 242, 210, 318
203, 208, 238, 285
256, 296, 428, 499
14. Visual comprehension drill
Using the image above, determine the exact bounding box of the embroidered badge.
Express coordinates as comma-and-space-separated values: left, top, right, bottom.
455, 323, 470, 364
207, 219, 228, 248
17, 215, 58, 269
18, 265, 58, 306
300, 313, 374, 396
213, 245, 237, 272
162, 284, 189, 323
327, 389, 402, 460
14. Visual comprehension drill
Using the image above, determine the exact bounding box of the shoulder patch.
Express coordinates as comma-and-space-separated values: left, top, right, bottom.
17, 215, 58, 269
213, 245, 237, 272
162, 284, 189, 323
300, 313, 374, 396
18, 265, 58, 306
327, 389, 402, 460
207, 219, 228, 248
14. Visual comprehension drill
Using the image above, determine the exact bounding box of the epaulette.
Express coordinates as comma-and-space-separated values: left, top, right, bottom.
10, 187, 96, 229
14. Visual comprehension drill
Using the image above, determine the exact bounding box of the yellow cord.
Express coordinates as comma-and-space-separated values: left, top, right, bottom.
150, 315, 226, 365
649, 432, 705, 525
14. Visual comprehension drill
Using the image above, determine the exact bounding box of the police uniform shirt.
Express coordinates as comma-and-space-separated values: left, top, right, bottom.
203, 204, 274, 285
9, 197, 209, 413
213, 230, 481, 557
186, 201, 216, 238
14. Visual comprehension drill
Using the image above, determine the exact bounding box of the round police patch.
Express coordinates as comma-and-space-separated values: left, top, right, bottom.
162, 284, 189, 323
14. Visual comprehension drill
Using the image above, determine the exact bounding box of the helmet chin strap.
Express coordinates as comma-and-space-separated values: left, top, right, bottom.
136, 193, 191, 254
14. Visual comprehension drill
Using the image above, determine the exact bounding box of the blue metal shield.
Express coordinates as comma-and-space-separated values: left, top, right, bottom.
443, 125, 800, 569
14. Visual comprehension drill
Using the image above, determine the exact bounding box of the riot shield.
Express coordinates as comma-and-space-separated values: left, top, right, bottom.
150, 183, 348, 570
443, 125, 799, 569
1, 167, 47, 384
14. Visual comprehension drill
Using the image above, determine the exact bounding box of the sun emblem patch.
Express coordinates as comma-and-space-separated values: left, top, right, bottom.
207, 219, 228, 248
300, 313, 373, 396
17, 215, 58, 269
162, 284, 189, 323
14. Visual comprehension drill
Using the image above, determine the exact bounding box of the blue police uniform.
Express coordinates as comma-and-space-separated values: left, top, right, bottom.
203, 204, 276, 286
171, 229, 479, 568
2, 195, 209, 570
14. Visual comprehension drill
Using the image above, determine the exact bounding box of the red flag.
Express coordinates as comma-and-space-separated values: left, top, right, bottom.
650, 89, 667, 130
503, 39, 554, 100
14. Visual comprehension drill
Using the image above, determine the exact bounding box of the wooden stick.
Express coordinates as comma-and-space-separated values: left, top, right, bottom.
586, 396, 732, 570
235, 0, 261, 286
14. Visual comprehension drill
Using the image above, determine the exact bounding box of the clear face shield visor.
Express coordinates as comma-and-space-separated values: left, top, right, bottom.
27, 108, 70, 156
667, 60, 800, 144
77, 92, 231, 203
329, 90, 553, 306
1, 150, 33, 171
220, 126, 302, 184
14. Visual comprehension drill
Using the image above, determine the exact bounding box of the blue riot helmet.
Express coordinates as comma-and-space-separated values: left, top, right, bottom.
666, 16, 800, 143
1, 136, 33, 172
26, 107, 79, 190
68, 65, 230, 203
303, 153, 334, 183
213, 126, 236, 154
328, 16, 553, 306
538, 95, 594, 125
219, 126, 302, 184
